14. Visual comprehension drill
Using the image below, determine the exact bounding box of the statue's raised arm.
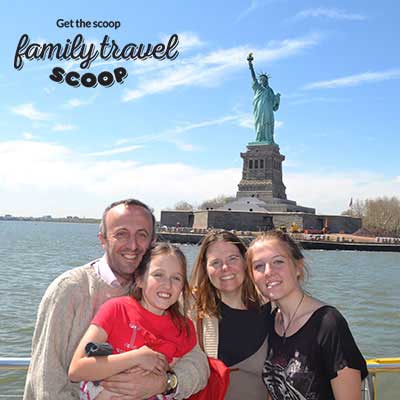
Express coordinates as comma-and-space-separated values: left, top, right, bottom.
247, 53, 280, 145
247, 52, 257, 83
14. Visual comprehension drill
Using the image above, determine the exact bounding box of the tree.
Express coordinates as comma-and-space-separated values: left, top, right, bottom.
341, 196, 400, 236
198, 195, 235, 210
173, 201, 194, 211
363, 197, 400, 236
341, 199, 366, 218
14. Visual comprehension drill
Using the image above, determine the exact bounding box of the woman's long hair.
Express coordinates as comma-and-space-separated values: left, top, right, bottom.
190, 230, 262, 319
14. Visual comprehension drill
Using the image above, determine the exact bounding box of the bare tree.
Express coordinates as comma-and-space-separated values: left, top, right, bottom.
198, 195, 235, 210
342, 196, 400, 236
342, 199, 366, 218
173, 201, 194, 211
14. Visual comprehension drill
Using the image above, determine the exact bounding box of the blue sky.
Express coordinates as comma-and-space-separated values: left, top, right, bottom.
1, 0, 399, 219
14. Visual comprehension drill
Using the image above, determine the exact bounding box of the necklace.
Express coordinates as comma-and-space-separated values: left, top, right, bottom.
279, 292, 305, 343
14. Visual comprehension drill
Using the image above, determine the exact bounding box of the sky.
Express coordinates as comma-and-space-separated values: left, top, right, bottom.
1, 0, 399, 219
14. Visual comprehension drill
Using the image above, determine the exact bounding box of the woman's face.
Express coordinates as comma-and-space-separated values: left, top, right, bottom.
250, 239, 302, 301
206, 240, 246, 297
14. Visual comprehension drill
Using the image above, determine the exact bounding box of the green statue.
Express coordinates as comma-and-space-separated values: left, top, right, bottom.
247, 53, 280, 145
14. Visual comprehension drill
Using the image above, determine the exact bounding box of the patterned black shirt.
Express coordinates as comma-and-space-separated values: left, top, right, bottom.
263, 305, 368, 400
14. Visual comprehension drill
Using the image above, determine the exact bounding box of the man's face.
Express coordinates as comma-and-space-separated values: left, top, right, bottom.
98, 204, 154, 286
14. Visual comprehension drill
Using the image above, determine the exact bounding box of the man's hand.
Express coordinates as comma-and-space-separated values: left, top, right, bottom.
135, 345, 168, 375
101, 367, 167, 400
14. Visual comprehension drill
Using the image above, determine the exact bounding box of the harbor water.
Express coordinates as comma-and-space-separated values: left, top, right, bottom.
1, 221, 399, 398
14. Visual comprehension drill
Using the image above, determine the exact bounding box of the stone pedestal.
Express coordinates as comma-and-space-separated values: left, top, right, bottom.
237, 144, 287, 202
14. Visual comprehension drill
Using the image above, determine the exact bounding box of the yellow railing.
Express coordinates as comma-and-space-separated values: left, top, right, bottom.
363, 358, 400, 400
1, 357, 400, 399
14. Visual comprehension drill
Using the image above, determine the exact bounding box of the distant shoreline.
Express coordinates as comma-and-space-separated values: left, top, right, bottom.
0, 217, 100, 224
158, 231, 400, 252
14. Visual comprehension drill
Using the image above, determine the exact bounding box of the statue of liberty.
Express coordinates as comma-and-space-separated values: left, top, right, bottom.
247, 53, 281, 145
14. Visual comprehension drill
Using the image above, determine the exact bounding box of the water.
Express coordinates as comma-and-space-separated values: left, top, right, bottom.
1, 221, 399, 398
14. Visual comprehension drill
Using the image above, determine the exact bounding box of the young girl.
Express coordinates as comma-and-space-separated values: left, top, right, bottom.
248, 231, 368, 400
69, 243, 196, 400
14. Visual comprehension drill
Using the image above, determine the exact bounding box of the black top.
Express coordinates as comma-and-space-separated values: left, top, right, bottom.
218, 300, 271, 367
262, 305, 368, 400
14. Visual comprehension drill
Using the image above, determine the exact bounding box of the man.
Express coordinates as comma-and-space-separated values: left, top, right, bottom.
23, 199, 209, 400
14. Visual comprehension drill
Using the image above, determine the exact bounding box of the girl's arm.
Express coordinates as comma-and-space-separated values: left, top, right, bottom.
68, 324, 168, 382
331, 367, 362, 400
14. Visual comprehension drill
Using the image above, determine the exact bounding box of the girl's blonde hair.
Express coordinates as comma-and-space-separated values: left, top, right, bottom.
131, 242, 191, 336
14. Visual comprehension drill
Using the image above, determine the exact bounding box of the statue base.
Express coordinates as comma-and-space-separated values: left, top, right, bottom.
248, 141, 278, 147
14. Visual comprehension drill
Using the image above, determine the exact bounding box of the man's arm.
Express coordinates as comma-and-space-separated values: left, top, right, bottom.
102, 368, 167, 400
23, 273, 82, 400
101, 344, 210, 400
171, 344, 209, 399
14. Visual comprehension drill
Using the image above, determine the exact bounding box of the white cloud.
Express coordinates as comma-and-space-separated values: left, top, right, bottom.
303, 69, 400, 90
238, 114, 254, 129
65, 95, 97, 108
1, 140, 399, 219
122, 35, 319, 101
116, 115, 238, 147
294, 8, 366, 21
11, 103, 51, 121
162, 31, 204, 52
86, 145, 143, 157
285, 171, 400, 214
44, 87, 55, 95
22, 132, 35, 140
288, 96, 345, 105
116, 113, 282, 151
167, 139, 199, 152
0, 140, 239, 218
237, 0, 285, 22
52, 124, 76, 132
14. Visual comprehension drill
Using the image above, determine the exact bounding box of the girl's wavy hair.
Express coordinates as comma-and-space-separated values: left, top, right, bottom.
247, 230, 309, 284
131, 242, 191, 336
190, 230, 262, 319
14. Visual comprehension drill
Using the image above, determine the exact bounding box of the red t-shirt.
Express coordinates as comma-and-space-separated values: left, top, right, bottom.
91, 296, 196, 362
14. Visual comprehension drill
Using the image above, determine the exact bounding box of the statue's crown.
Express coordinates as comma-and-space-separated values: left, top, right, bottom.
259, 72, 271, 79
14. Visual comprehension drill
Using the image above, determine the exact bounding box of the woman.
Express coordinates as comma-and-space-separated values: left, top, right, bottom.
190, 230, 271, 400
248, 230, 368, 400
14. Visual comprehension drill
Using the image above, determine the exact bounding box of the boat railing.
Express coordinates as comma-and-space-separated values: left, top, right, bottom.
362, 358, 400, 400
0, 357, 30, 370
1, 357, 400, 399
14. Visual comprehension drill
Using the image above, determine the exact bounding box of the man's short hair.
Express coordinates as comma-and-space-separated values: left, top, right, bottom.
99, 199, 156, 240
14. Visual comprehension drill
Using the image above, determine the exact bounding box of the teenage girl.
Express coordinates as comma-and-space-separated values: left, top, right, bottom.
248, 231, 368, 400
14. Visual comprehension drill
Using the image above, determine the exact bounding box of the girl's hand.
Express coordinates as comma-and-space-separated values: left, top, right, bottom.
134, 346, 168, 375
